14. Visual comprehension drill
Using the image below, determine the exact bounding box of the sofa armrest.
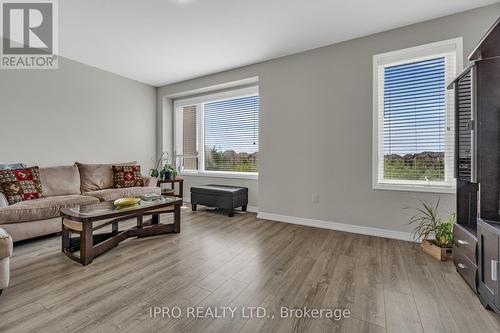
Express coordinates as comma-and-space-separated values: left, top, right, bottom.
143, 176, 158, 187
0, 194, 8, 208
0, 228, 13, 259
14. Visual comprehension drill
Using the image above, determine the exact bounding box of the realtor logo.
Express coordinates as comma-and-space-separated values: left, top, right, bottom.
1, 0, 58, 69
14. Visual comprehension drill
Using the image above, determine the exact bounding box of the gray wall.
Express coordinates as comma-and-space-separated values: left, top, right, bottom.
0, 56, 157, 171
158, 4, 500, 233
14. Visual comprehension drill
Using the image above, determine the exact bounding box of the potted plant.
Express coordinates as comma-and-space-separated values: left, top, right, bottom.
407, 198, 455, 261
150, 152, 179, 181
162, 164, 176, 180
150, 152, 169, 178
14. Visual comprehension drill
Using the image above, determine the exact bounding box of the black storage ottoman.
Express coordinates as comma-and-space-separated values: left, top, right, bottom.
190, 185, 248, 217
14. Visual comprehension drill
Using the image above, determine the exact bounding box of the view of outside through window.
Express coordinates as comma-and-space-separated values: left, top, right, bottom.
180, 94, 259, 173
205, 95, 259, 172
383, 57, 446, 181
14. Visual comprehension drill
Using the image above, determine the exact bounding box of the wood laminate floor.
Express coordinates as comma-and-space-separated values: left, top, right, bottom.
1, 207, 499, 333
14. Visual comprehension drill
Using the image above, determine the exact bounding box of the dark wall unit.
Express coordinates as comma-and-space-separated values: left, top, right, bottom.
476, 58, 500, 222
449, 16, 500, 312
478, 219, 500, 312
451, 65, 479, 293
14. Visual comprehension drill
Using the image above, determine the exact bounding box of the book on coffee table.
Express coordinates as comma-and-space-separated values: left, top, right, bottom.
140, 193, 163, 201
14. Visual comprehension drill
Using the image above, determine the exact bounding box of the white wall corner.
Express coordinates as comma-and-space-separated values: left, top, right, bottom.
256, 212, 416, 242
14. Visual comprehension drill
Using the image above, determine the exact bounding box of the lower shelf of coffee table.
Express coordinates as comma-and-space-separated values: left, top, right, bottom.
66, 232, 118, 253
62, 212, 181, 266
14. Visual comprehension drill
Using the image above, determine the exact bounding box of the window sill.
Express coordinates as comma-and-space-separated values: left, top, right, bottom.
179, 171, 258, 180
373, 183, 456, 194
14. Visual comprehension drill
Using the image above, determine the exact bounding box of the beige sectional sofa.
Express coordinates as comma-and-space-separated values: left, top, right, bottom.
0, 163, 160, 242
0, 227, 12, 295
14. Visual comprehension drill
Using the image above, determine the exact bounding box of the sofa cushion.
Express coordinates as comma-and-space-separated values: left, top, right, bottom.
76, 161, 137, 192
0, 195, 99, 224
1, 218, 61, 242
85, 187, 160, 202
0, 228, 13, 259
40, 165, 81, 197
112, 165, 143, 188
0, 167, 43, 205
0, 193, 8, 208
142, 176, 157, 188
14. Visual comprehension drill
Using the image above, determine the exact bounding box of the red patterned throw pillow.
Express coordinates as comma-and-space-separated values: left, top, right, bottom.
0, 167, 43, 204
112, 165, 143, 188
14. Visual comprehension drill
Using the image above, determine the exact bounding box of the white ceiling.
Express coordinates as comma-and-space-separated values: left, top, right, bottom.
58, 0, 498, 87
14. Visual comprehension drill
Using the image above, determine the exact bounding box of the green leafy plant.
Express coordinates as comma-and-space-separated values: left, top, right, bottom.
150, 152, 170, 178
150, 169, 160, 178
435, 218, 454, 248
407, 198, 455, 248
162, 163, 177, 179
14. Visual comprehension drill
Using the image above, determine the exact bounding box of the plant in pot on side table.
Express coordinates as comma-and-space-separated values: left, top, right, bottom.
160, 163, 177, 182
158, 164, 181, 197
149, 152, 169, 180
149, 152, 177, 182
407, 198, 455, 261
149, 152, 182, 197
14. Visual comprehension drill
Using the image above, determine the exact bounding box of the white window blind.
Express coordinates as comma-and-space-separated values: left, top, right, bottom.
174, 86, 259, 177
204, 96, 259, 173
181, 105, 198, 171
373, 39, 461, 192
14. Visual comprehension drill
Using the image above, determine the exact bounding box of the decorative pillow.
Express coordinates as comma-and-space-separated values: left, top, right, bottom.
0, 167, 43, 205
112, 165, 143, 188
0, 163, 26, 170
0, 164, 27, 194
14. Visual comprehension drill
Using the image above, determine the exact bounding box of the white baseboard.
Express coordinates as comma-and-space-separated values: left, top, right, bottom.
182, 197, 413, 241
182, 198, 259, 213
257, 211, 415, 242
245, 206, 259, 213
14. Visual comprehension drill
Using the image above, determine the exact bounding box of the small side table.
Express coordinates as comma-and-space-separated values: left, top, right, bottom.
157, 178, 184, 199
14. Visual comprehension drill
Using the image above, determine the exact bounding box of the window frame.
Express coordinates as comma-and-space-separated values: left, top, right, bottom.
372, 38, 463, 193
174, 86, 259, 180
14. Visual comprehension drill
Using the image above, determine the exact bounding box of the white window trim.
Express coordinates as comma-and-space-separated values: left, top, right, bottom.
372, 38, 463, 193
174, 86, 259, 179
180, 170, 258, 180
174, 86, 258, 108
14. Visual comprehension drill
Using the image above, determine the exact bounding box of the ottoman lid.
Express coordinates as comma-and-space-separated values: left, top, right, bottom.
0, 228, 13, 259
190, 185, 248, 196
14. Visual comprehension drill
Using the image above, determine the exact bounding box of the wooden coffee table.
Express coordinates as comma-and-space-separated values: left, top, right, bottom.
60, 196, 182, 266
